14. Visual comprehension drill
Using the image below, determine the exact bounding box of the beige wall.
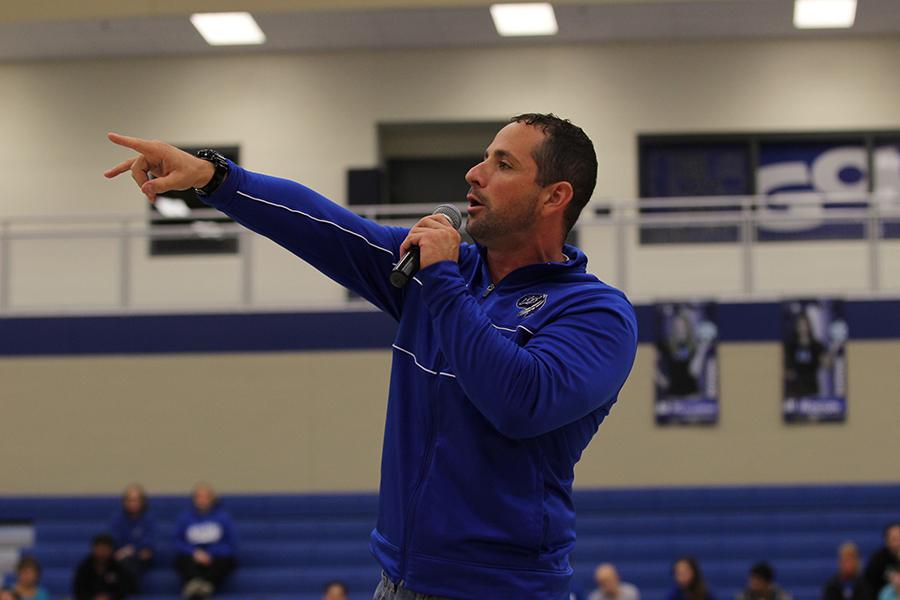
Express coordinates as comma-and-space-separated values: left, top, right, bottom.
1, 340, 896, 495
0, 37, 899, 311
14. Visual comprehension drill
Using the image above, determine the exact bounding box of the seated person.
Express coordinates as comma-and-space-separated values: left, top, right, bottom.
10, 557, 50, 600
866, 524, 900, 596
668, 556, 716, 600
174, 483, 237, 600
73, 533, 134, 600
109, 483, 155, 593
322, 581, 349, 600
588, 563, 640, 600
823, 542, 875, 600
879, 569, 900, 600
0, 589, 20, 600
736, 562, 791, 600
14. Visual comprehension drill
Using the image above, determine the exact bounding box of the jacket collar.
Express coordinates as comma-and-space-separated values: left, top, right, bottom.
474, 242, 587, 290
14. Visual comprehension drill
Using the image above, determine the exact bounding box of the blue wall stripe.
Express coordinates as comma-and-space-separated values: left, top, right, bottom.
0, 299, 896, 356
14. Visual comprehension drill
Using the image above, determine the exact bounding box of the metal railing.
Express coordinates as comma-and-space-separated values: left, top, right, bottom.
0, 193, 897, 315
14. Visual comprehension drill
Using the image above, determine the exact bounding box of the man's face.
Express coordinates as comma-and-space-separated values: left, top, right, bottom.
596, 566, 619, 595
322, 585, 348, 600
464, 122, 546, 245
839, 550, 860, 578
193, 485, 215, 513
748, 575, 769, 594
887, 526, 900, 553
17, 565, 38, 587
92, 543, 113, 562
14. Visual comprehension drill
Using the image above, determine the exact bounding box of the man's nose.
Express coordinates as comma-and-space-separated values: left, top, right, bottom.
465, 161, 485, 187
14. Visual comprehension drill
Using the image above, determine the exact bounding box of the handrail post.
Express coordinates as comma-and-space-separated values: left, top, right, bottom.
240, 231, 253, 307
0, 221, 9, 313
868, 194, 881, 292
119, 220, 131, 309
741, 196, 755, 295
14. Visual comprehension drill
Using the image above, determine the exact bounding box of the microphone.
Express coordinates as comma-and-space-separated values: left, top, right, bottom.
390, 204, 463, 288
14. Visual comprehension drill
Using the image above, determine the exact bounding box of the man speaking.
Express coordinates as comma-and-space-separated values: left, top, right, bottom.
105, 113, 638, 600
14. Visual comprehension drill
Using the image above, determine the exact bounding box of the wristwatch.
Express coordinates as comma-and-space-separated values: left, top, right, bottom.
193, 149, 230, 196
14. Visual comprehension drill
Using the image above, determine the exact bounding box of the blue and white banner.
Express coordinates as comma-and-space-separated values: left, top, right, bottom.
782, 299, 848, 423
875, 142, 900, 238
654, 302, 719, 426
757, 142, 868, 241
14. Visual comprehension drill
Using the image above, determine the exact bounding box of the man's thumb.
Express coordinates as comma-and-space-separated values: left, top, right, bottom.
141, 174, 179, 196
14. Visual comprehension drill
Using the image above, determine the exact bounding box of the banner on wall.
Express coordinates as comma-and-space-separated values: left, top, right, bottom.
654, 302, 719, 426
782, 299, 848, 423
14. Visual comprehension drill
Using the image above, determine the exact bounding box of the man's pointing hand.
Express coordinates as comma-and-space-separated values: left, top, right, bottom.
104, 132, 215, 203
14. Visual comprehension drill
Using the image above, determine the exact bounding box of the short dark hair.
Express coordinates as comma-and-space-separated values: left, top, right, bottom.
16, 555, 41, 576
322, 580, 348, 594
509, 113, 597, 235
749, 562, 775, 583
91, 533, 116, 548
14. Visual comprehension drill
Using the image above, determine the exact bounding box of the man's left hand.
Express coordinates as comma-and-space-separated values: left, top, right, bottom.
400, 215, 461, 270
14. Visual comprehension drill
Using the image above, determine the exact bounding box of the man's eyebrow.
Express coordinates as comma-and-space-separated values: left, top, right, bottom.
485, 148, 520, 165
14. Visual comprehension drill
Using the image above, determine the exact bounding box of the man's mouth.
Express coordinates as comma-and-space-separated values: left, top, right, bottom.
467, 193, 485, 211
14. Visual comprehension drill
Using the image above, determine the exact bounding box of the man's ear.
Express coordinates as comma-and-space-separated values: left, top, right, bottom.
542, 181, 574, 215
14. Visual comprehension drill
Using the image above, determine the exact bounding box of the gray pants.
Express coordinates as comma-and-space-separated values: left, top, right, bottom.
373, 572, 452, 600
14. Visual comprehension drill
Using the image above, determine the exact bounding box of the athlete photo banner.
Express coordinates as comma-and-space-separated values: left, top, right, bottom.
654, 302, 719, 426
782, 299, 848, 423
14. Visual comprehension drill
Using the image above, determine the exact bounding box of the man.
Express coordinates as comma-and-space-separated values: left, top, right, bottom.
823, 542, 875, 600
105, 113, 638, 599
735, 562, 791, 600
866, 524, 900, 596
72, 534, 133, 600
588, 563, 640, 600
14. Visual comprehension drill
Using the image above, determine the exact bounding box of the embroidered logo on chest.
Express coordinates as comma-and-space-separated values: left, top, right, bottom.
516, 293, 548, 318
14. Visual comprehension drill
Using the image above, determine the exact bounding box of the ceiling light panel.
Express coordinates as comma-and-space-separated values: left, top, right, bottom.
793, 0, 857, 29
490, 3, 558, 37
190, 12, 266, 46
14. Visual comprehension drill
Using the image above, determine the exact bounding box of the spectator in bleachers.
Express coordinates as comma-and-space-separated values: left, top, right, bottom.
0, 589, 19, 600
173, 483, 237, 600
10, 557, 49, 600
736, 562, 791, 600
878, 569, 900, 600
668, 556, 715, 600
72, 533, 134, 600
109, 483, 155, 594
321, 580, 349, 600
823, 542, 874, 600
865, 524, 900, 596
588, 563, 640, 600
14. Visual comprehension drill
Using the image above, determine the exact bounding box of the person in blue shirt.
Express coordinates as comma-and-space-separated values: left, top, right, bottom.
10, 557, 50, 600
105, 113, 638, 600
109, 483, 155, 593
173, 483, 237, 600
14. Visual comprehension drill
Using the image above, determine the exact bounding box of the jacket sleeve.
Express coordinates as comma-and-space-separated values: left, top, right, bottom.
200, 161, 410, 320
173, 513, 194, 555
416, 261, 638, 439
206, 512, 237, 557
139, 514, 156, 553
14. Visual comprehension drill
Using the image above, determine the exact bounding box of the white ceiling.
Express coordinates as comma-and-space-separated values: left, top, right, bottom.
0, 0, 897, 61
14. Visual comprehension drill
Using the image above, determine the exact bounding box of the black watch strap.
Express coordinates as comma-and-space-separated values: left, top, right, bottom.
193, 149, 230, 197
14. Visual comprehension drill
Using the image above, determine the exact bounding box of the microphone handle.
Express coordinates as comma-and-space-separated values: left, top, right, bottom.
390, 246, 420, 288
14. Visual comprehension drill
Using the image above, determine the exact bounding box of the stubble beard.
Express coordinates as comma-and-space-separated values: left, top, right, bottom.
467, 195, 541, 245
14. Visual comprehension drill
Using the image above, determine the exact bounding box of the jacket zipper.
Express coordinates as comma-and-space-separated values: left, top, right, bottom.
482, 283, 495, 298
399, 397, 437, 579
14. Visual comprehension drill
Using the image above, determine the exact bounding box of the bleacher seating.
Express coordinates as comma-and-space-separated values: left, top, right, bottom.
0, 484, 896, 600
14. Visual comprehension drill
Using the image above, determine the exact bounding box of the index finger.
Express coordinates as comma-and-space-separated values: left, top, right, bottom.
107, 131, 153, 153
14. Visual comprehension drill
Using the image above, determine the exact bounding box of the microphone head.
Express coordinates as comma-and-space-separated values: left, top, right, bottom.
433, 204, 463, 231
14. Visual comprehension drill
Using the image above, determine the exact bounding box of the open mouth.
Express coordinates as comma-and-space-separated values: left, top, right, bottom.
467, 194, 485, 211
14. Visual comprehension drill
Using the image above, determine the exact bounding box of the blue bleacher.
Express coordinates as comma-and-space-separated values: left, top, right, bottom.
0, 484, 897, 600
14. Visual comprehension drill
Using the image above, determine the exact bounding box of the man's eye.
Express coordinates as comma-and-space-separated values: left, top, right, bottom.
498, 162, 511, 170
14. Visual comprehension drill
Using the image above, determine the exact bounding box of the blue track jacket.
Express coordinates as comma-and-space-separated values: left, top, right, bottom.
202, 163, 638, 599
